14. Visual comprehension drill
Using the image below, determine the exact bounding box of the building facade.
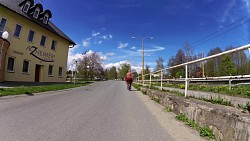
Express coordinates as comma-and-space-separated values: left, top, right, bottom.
0, 0, 76, 82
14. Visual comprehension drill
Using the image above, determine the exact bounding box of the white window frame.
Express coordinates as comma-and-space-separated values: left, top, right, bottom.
27, 29, 35, 43
13, 24, 22, 38
40, 35, 46, 47
48, 65, 54, 76
7, 57, 15, 72
43, 14, 49, 24
33, 8, 40, 19
23, 2, 30, 13
22, 60, 30, 74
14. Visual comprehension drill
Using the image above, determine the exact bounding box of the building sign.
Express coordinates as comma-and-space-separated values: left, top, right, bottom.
26, 46, 55, 62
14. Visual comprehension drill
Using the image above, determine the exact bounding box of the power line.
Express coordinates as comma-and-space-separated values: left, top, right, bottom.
191, 14, 250, 47
193, 18, 250, 47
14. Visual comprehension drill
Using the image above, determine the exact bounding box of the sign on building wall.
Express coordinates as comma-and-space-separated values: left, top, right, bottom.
26, 46, 55, 62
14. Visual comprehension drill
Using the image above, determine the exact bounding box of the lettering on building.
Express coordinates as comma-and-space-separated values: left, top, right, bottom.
26, 46, 55, 62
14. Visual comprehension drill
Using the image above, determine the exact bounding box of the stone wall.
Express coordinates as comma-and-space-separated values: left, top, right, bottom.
141, 87, 250, 141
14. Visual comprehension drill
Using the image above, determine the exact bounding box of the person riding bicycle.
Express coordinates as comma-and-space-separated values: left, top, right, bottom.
125, 70, 133, 91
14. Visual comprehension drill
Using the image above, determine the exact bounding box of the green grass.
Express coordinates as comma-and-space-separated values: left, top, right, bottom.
151, 82, 250, 98
0, 82, 92, 97
176, 113, 215, 140
238, 102, 250, 113
192, 96, 233, 106
151, 96, 160, 103
164, 106, 172, 112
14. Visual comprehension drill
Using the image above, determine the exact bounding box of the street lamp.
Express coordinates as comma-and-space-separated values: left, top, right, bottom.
0, 31, 9, 70
86, 65, 89, 82
131, 36, 153, 85
74, 60, 77, 85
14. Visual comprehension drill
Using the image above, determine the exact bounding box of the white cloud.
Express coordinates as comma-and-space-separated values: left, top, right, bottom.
137, 46, 165, 52
83, 30, 113, 47
82, 40, 91, 47
67, 45, 83, 70
117, 42, 129, 49
131, 46, 136, 49
92, 31, 100, 37
106, 52, 115, 56
97, 40, 103, 44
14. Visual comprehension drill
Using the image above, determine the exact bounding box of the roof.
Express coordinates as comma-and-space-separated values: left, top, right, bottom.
0, 0, 76, 45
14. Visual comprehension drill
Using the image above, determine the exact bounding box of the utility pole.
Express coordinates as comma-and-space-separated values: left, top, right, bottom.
202, 51, 205, 78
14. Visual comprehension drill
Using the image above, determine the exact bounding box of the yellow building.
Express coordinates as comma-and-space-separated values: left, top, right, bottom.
0, 0, 76, 82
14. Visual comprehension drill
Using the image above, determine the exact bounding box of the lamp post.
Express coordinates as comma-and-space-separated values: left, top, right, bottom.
131, 36, 153, 85
74, 60, 77, 85
86, 65, 89, 82
0, 31, 9, 70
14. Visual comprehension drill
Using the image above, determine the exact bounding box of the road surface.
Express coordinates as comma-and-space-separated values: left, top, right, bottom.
0, 81, 205, 141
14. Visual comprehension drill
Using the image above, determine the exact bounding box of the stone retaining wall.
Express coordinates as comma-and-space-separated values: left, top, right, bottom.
140, 87, 250, 141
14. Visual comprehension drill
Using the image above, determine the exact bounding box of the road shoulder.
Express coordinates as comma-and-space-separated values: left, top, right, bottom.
135, 91, 208, 141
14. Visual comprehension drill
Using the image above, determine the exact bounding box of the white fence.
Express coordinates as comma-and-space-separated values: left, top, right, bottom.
138, 44, 250, 97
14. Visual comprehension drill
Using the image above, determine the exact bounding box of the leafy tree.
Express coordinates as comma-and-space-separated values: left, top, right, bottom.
155, 57, 164, 71
77, 51, 104, 80
118, 63, 130, 80
108, 66, 117, 80
144, 65, 151, 79
205, 47, 222, 77
218, 55, 237, 76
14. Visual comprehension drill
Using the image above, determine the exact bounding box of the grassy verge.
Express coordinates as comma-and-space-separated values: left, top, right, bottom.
176, 113, 215, 140
151, 82, 250, 98
0, 82, 92, 97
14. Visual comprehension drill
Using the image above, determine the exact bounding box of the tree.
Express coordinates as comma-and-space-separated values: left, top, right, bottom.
155, 57, 164, 71
205, 47, 222, 77
218, 55, 237, 76
77, 51, 104, 81
108, 66, 117, 80
183, 42, 196, 77
118, 63, 130, 80
144, 65, 151, 79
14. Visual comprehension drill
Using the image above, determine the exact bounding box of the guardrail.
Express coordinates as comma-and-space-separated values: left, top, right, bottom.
136, 44, 250, 97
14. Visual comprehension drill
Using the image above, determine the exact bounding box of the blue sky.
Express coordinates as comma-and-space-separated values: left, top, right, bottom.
42, 0, 250, 72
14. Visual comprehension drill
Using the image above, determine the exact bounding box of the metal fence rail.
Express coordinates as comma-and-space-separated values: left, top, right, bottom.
137, 44, 250, 97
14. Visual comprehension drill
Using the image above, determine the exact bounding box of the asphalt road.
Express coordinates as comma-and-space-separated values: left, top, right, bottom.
0, 80, 175, 141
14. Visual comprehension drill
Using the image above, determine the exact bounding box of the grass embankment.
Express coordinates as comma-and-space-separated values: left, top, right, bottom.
151, 82, 250, 98
0, 82, 92, 97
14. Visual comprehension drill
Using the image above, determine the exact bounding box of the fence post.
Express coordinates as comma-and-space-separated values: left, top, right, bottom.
229, 79, 232, 90
161, 71, 163, 90
150, 74, 152, 88
185, 65, 188, 97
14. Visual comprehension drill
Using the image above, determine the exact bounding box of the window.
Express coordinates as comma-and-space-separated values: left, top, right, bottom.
40, 35, 46, 46
0, 18, 7, 26
23, 2, 30, 13
13, 24, 22, 38
0, 18, 7, 36
59, 67, 63, 77
43, 15, 48, 24
27, 30, 35, 42
22, 60, 29, 73
7, 57, 15, 72
48, 65, 53, 76
33, 8, 40, 19
51, 40, 57, 50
